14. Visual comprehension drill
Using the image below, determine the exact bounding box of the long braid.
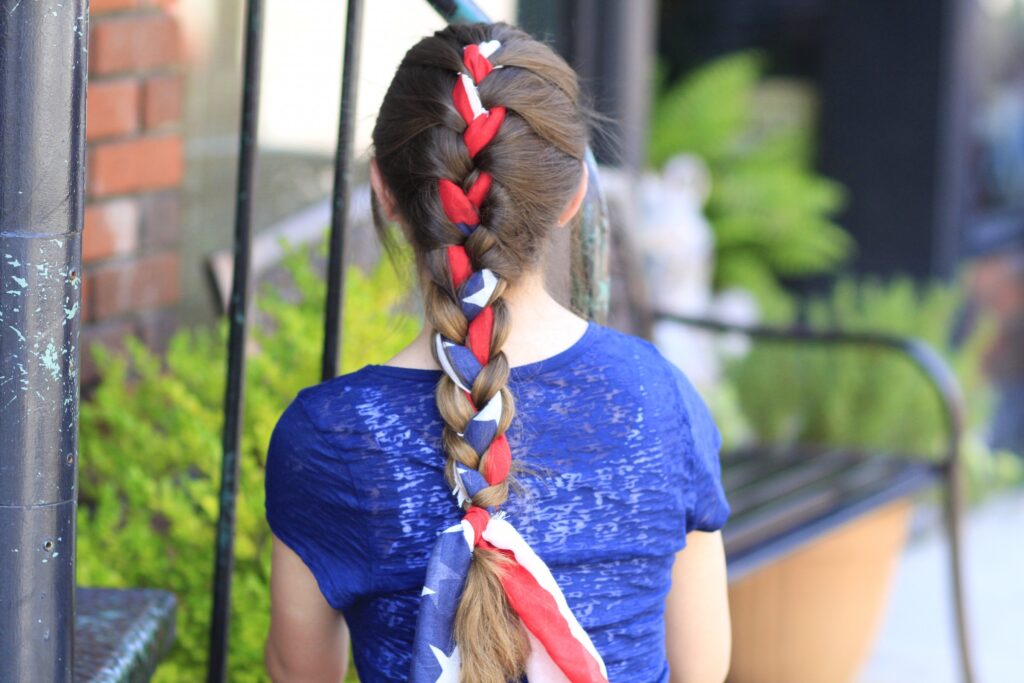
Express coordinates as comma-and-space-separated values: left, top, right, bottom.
429, 40, 525, 681
371, 22, 607, 683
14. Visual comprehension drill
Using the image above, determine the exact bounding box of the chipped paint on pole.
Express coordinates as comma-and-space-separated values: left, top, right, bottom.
0, 1, 89, 681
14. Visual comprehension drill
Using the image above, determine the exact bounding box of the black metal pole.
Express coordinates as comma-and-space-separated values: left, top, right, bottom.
0, 1, 88, 681
321, 0, 365, 381
940, 387, 976, 683
207, 0, 265, 680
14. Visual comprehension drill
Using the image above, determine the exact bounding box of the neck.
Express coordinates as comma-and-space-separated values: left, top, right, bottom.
384, 269, 589, 370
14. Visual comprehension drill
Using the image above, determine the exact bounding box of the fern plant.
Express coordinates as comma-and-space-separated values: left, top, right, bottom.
649, 52, 853, 317
77, 236, 419, 681
720, 276, 1022, 498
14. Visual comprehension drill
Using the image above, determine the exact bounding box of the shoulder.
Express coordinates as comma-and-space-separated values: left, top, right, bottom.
277, 364, 436, 437
586, 322, 719, 444
265, 368, 379, 473
581, 324, 730, 532
588, 322, 665, 364
585, 323, 696, 402
264, 372, 382, 610
264, 369, 389, 534
287, 366, 389, 426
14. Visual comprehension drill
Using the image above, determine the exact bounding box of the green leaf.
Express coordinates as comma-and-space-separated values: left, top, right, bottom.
648, 51, 853, 309
720, 276, 1019, 501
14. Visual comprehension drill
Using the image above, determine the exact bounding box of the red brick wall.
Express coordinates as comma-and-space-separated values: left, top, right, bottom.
83, 0, 184, 384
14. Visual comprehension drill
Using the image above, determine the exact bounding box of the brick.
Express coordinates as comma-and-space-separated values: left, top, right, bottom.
142, 74, 183, 129
89, 13, 181, 75
90, 252, 180, 321
145, 0, 180, 7
136, 308, 180, 355
88, 135, 183, 197
86, 79, 140, 141
140, 191, 181, 249
89, 0, 139, 14
79, 319, 135, 387
83, 199, 140, 263
80, 270, 92, 323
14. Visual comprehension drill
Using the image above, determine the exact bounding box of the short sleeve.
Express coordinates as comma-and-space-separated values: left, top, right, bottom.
669, 365, 731, 534
264, 394, 371, 611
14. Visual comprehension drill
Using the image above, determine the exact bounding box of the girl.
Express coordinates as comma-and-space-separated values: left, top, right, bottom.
264, 22, 731, 683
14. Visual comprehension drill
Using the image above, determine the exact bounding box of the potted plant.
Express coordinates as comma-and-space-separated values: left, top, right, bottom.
715, 277, 1000, 683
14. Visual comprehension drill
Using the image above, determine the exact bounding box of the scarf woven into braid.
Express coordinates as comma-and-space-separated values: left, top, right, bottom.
408, 40, 609, 683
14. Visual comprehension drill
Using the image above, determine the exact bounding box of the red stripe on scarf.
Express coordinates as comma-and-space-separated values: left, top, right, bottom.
438, 179, 479, 226
447, 245, 472, 289
472, 544, 607, 683
466, 172, 492, 209
466, 304, 493, 365
462, 43, 494, 83
463, 106, 506, 159
483, 433, 511, 485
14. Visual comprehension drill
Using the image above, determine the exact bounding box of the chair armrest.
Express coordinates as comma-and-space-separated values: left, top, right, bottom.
652, 311, 967, 472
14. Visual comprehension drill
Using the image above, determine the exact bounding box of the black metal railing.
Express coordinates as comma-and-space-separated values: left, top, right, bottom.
322, 0, 365, 381
206, 0, 266, 680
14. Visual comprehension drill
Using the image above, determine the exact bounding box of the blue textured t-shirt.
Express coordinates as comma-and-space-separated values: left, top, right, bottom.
264, 321, 730, 682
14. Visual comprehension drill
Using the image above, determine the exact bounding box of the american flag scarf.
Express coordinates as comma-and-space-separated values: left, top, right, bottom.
408, 39, 609, 683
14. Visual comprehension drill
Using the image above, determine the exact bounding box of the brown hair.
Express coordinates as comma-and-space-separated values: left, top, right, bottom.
371, 21, 589, 683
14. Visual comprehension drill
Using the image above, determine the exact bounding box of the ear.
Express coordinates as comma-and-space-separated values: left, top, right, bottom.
370, 157, 402, 223
556, 160, 589, 227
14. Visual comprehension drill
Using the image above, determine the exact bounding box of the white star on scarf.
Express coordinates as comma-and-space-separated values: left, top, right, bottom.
430, 644, 461, 683
478, 40, 500, 58
473, 393, 503, 424
462, 269, 498, 309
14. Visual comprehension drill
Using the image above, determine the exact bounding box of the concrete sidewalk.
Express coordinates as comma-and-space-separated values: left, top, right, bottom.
859, 489, 1024, 683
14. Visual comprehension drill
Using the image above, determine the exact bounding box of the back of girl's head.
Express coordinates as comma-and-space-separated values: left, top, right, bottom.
372, 22, 588, 275
370, 22, 590, 683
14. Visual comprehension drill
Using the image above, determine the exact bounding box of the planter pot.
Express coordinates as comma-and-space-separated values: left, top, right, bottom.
727, 499, 912, 683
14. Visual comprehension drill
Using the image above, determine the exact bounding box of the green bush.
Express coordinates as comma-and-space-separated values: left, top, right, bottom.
649, 52, 852, 318
77, 236, 419, 681
719, 276, 1023, 498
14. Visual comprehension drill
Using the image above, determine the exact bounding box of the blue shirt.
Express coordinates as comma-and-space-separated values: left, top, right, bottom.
264, 321, 730, 682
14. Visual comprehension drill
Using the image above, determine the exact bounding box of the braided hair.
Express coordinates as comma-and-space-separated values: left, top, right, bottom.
371, 23, 605, 683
